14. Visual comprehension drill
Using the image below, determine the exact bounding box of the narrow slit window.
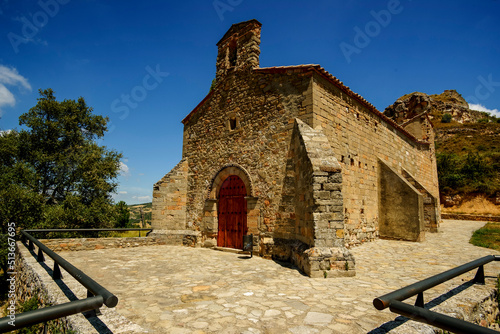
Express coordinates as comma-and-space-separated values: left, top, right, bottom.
229, 40, 237, 67
229, 117, 237, 130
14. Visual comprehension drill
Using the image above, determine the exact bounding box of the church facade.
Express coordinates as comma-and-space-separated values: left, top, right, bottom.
152, 20, 440, 277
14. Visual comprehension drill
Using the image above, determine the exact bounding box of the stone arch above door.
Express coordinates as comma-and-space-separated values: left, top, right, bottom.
207, 164, 253, 200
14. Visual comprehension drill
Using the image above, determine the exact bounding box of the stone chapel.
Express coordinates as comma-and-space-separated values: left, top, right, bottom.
152, 19, 440, 278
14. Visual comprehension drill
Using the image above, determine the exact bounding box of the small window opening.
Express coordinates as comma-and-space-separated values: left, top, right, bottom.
229, 117, 237, 130
350, 158, 355, 166
229, 40, 237, 67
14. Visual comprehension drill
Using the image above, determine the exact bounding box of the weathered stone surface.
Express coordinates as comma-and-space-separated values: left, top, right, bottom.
152, 20, 441, 276
384, 89, 483, 125
152, 158, 188, 231
40, 236, 166, 252
14, 220, 500, 333
378, 160, 425, 241
303, 311, 333, 325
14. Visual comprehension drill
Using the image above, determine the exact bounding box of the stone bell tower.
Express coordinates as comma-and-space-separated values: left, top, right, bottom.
215, 19, 262, 85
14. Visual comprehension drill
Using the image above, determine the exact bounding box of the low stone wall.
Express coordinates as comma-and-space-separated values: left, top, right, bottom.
14, 242, 75, 332
293, 245, 356, 279
14, 241, 148, 333
148, 229, 201, 247
39, 236, 166, 252
442, 213, 500, 222
272, 238, 356, 278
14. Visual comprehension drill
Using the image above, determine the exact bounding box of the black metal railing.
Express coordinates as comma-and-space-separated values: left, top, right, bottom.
373, 255, 500, 334
0, 228, 152, 333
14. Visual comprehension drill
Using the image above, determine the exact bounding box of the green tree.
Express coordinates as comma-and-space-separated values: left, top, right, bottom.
115, 201, 131, 228
436, 152, 463, 192
0, 89, 122, 237
441, 113, 452, 123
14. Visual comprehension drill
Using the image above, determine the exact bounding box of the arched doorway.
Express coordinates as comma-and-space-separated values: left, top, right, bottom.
217, 175, 247, 249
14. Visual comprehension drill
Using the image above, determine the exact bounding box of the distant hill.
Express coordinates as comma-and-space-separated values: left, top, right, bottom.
384, 90, 500, 207
128, 202, 152, 227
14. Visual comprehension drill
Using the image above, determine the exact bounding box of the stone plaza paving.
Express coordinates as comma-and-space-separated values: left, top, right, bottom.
24, 220, 500, 333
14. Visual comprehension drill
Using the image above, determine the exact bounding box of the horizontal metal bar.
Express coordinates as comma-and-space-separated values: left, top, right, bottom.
24, 228, 152, 233
389, 300, 497, 334
373, 255, 496, 310
21, 231, 118, 308
0, 296, 103, 333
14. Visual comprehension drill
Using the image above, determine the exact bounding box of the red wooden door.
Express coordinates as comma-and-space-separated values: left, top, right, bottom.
218, 175, 247, 249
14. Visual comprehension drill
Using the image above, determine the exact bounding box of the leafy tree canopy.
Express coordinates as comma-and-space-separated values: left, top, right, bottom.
0, 89, 123, 235
114, 201, 131, 228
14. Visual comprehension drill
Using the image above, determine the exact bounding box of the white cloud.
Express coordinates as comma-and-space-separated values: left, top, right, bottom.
0, 85, 15, 107
0, 65, 31, 89
133, 195, 152, 202
112, 186, 152, 204
0, 129, 12, 136
0, 65, 31, 117
468, 103, 500, 118
119, 161, 131, 177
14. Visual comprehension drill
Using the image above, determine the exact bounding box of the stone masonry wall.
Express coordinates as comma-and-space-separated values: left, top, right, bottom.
311, 75, 440, 247
273, 119, 355, 278
215, 20, 261, 85
152, 158, 188, 230
181, 69, 313, 247
39, 236, 167, 252
14, 242, 74, 332
401, 168, 439, 232
274, 119, 316, 247
378, 160, 425, 241
155, 19, 440, 261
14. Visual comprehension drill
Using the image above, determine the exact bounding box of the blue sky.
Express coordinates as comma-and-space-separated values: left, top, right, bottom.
0, 0, 499, 204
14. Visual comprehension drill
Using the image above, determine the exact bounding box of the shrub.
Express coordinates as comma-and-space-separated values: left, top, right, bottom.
441, 113, 452, 123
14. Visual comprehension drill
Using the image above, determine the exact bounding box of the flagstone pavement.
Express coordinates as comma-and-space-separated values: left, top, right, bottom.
22, 220, 500, 333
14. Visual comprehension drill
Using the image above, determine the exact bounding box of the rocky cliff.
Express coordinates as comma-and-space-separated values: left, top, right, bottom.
384, 89, 500, 207
384, 90, 484, 125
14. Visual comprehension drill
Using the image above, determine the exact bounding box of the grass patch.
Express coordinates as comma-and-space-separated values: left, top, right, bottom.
470, 222, 500, 251
442, 196, 500, 216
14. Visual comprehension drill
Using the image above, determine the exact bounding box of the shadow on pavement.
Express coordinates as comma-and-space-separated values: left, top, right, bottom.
367, 280, 476, 333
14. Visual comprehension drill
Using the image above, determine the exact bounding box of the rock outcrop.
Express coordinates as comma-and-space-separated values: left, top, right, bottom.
384, 90, 484, 125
